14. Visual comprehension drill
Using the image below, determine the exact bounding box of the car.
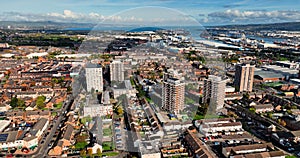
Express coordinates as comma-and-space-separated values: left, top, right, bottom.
214, 142, 220, 145
41, 141, 44, 144
117, 146, 123, 149
296, 152, 300, 157
288, 147, 295, 151
102, 155, 107, 158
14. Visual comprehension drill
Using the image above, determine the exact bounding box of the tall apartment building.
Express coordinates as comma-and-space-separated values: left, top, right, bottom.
162, 77, 185, 114
234, 64, 255, 92
85, 63, 103, 92
110, 60, 124, 82
202, 75, 226, 112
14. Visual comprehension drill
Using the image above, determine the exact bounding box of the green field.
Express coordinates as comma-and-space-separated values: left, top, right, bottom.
262, 82, 283, 88
102, 141, 114, 151
103, 128, 112, 136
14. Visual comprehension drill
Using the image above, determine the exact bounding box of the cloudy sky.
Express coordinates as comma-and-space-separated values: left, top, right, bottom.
1, 0, 300, 25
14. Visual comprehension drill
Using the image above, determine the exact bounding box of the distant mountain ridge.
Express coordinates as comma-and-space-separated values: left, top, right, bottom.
0, 21, 96, 30
1, 20, 300, 31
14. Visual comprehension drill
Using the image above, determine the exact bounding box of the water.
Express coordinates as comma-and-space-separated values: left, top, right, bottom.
65, 26, 284, 44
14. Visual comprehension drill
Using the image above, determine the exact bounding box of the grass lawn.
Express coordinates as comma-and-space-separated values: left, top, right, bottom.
103, 128, 112, 136
102, 142, 114, 151
54, 102, 63, 109
262, 82, 283, 88
104, 152, 119, 156
51, 112, 57, 116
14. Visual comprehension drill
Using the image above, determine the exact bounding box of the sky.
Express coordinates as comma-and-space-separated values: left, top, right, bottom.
1, 0, 300, 26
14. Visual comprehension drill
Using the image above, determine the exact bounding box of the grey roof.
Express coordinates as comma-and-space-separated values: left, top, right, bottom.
33, 118, 48, 130
255, 70, 285, 79
0, 131, 19, 143
86, 63, 101, 68
63, 124, 74, 140
23, 136, 37, 142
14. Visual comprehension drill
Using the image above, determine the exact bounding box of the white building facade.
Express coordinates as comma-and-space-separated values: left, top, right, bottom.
110, 60, 124, 82
85, 64, 103, 92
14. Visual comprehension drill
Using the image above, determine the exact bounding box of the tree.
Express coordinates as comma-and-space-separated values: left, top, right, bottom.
80, 150, 86, 157
97, 148, 102, 156
249, 107, 256, 113
17, 98, 25, 107
75, 141, 88, 150
280, 120, 287, 127
67, 86, 72, 93
87, 148, 93, 157
117, 106, 123, 115
36, 95, 46, 109
267, 112, 273, 119
291, 105, 298, 109
243, 92, 250, 100
52, 78, 58, 84
10, 97, 18, 108
58, 77, 65, 83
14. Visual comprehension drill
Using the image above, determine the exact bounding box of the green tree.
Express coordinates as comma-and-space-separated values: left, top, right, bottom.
52, 78, 58, 84
291, 105, 297, 109
75, 141, 88, 150
58, 77, 65, 83
249, 107, 256, 113
67, 86, 72, 93
97, 148, 102, 156
10, 97, 18, 108
243, 92, 250, 100
17, 98, 25, 107
117, 106, 123, 115
80, 150, 86, 157
36, 95, 46, 109
267, 112, 273, 118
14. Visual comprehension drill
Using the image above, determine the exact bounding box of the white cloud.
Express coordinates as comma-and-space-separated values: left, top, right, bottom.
206, 9, 300, 24
0, 10, 106, 23
0, 9, 198, 26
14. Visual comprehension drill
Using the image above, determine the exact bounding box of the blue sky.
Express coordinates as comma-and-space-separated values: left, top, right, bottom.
1, 0, 300, 25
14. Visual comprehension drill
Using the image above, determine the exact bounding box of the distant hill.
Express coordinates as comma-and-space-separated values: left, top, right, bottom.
208, 22, 300, 31
0, 21, 96, 30
1, 21, 300, 31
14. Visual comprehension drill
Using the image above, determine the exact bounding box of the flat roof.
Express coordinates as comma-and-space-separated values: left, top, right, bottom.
86, 63, 101, 68
255, 70, 284, 79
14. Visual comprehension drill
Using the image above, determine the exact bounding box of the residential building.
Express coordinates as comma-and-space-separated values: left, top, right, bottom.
195, 118, 243, 136
234, 64, 255, 92
0, 120, 10, 132
162, 77, 185, 114
183, 130, 214, 158
110, 60, 124, 82
83, 95, 112, 117
87, 143, 102, 155
222, 143, 274, 157
202, 75, 226, 112
112, 80, 137, 98
85, 63, 103, 92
